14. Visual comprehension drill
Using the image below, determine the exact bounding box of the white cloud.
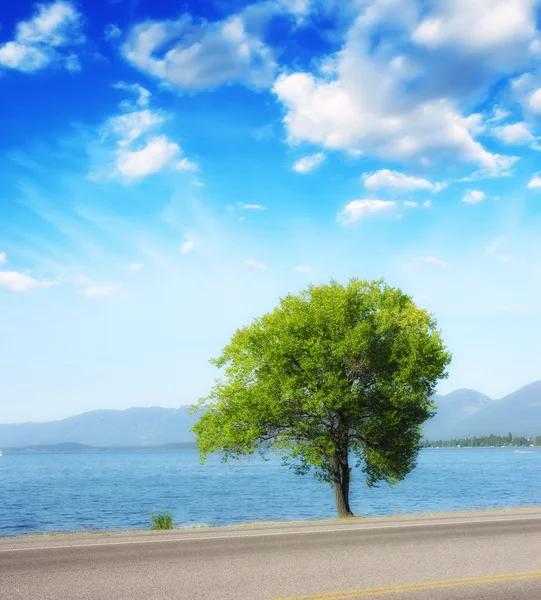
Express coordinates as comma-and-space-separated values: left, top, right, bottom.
404, 201, 419, 208
528, 88, 541, 112
237, 203, 266, 210
180, 240, 195, 254
128, 262, 143, 271
463, 189, 486, 204
0, 271, 57, 293
113, 81, 151, 107
175, 157, 199, 172
412, 0, 538, 54
493, 122, 534, 145
104, 24, 122, 41
81, 284, 121, 298
363, 169, 443, 193
244, 259, 267, 270
122, 8, 277, 91
0, 251, 7, 265
272, 0, 526, 173
293, 152, 325, 174
423, 256, 448, 267
423, 200, 431, 208
104, 110, 164, 146
337, 199, 396, 225
116, 136, 179, 179
527, 173, 541, 188
0, 2, 83, 73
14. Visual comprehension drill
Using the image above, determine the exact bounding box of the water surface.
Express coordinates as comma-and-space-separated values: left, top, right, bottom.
0, 447, 539, 536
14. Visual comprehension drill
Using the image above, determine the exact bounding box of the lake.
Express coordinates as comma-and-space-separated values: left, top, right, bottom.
0, 447, 540, 537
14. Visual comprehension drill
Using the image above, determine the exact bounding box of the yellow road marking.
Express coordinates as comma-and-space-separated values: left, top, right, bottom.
273, 570, 541, 600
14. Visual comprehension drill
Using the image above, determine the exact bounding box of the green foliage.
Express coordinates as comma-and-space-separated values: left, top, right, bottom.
149, 511, 174, 530
192, 279, 451, 514
423, 433, 541, 448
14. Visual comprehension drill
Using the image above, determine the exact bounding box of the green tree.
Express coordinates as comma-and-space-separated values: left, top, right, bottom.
192, 279, 451, 518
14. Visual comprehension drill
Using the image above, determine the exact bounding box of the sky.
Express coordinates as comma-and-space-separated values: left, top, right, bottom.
1, 0, 541, 423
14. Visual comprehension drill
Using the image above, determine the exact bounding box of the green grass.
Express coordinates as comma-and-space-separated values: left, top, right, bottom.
149, 511, 174, 530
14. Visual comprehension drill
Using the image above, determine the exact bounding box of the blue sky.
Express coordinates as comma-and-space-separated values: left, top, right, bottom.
1, 0, 541, 423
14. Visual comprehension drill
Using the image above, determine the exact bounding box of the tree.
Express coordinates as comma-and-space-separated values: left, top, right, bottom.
192, 279, 451, 518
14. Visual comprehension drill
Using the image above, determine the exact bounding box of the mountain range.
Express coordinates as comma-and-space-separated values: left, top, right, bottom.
1, 381, 540, 448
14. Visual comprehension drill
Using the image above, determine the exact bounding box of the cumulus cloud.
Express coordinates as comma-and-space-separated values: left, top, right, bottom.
272, 0, 531, 172
122, 7, 278, 91
116, 136, 180, 179
180, 240, 195, 254
97, 87, 196, 182
363, 169, 444, 192
463, 189, 486, 204
529, 88, 541, 112
0, 271, 57, 293
527, 173, 541, 188
493, 122, 535, 145
337, 199, 396, 225
293, 152, 325, 174
244, 258, 267, 270
80, 284, 121, 298
0, 1, 83, 73
0, 251, 7, 265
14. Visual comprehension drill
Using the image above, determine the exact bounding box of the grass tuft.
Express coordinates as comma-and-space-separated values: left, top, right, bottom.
150, 511, 174, 530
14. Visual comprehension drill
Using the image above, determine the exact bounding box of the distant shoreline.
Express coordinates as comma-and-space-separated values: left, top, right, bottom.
0, 442, 198, 453
2, 442, 540, 453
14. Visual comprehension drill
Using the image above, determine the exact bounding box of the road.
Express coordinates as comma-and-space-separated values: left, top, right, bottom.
1, 508, 540, 600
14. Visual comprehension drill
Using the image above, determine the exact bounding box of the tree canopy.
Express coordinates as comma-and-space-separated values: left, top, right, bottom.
192, 279, 451, 517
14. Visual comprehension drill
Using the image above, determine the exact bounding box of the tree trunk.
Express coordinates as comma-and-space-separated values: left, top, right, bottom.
331, 455, 354, 518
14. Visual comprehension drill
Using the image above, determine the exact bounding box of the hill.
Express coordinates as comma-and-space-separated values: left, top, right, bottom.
425, 381, 541, 439
0, 406, 197, 448
0, 381, 540, 448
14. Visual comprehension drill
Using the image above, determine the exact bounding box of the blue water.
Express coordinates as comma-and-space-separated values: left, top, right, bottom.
0, 448, 540, 537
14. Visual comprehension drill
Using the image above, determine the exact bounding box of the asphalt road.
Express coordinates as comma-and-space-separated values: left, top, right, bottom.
1, 508, 540, 600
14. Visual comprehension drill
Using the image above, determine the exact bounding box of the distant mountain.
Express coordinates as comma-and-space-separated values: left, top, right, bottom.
425, 381, 541, 439
0, 407, 198, 448
1, 381, 540, 448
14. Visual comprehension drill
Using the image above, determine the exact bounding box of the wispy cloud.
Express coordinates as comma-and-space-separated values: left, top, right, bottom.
180, 240, 195, 255
423, 256, 448, 267
128, 262, 143, 272
80, 284, 121, 298
237, 203, 266, 210
0, 251, 7, 265
244, 259, 267, 270
293, 152, 325, 174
